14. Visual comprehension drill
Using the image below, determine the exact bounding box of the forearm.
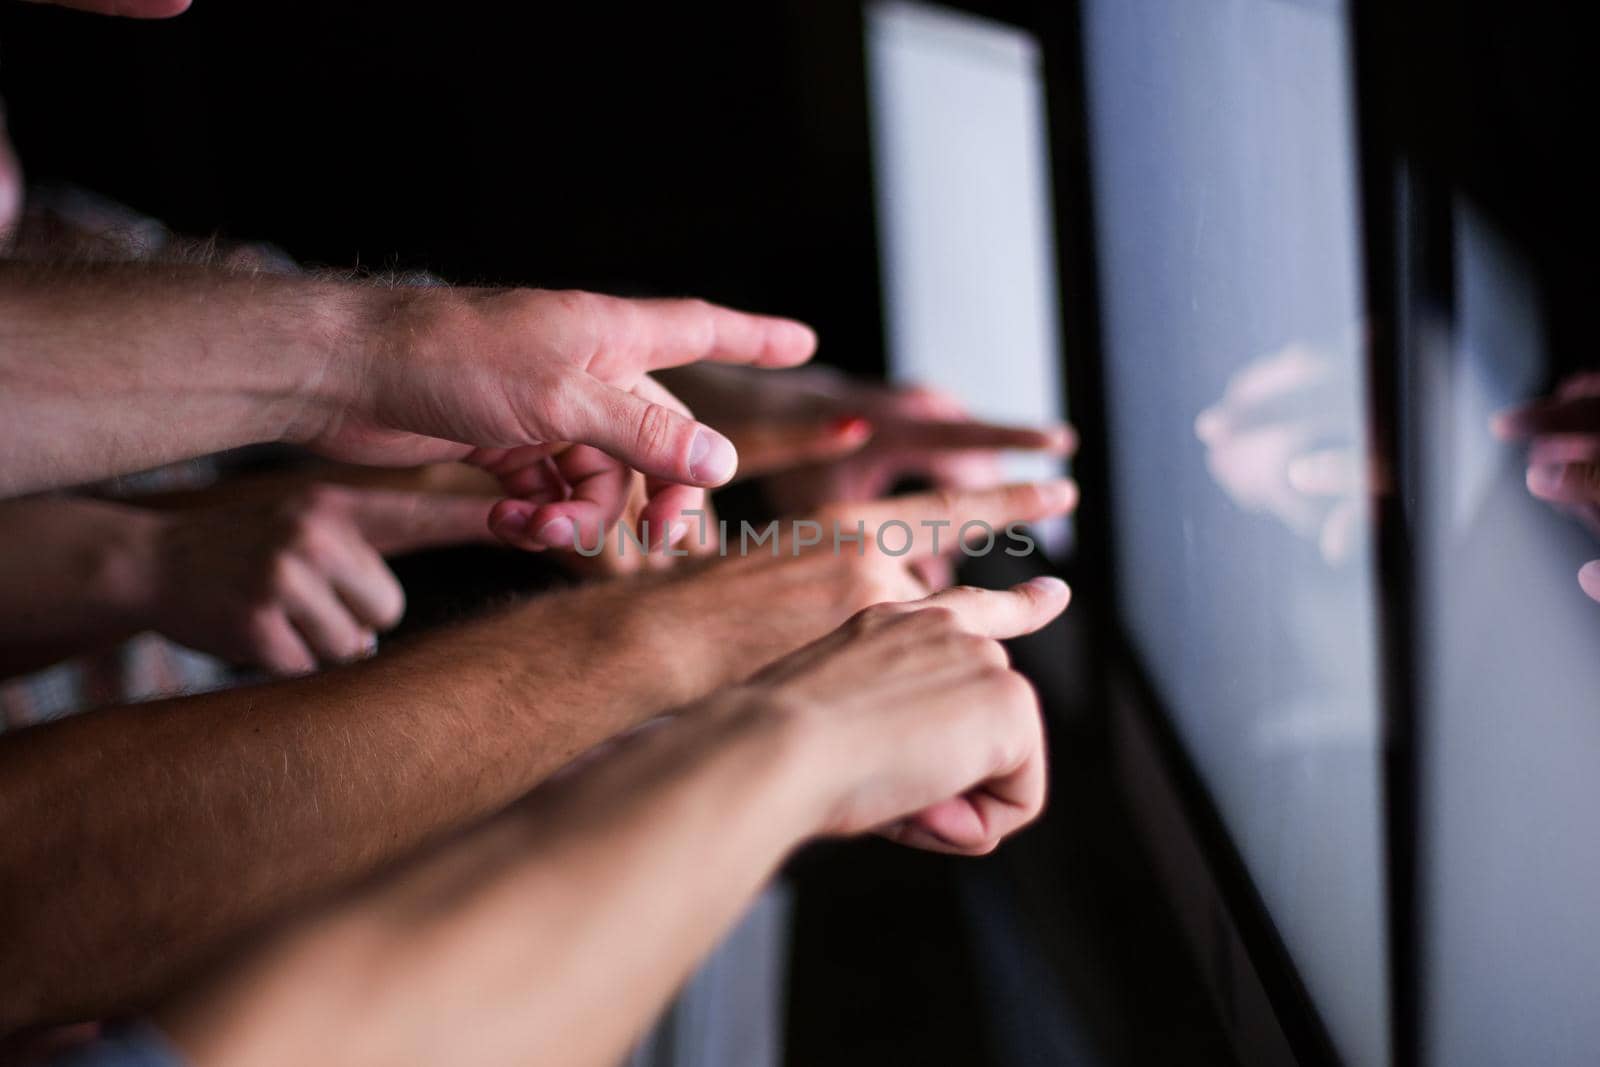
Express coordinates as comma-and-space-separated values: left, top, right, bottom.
0, 583, 674, 1032
0, 495, 163, 677
0, 262, 361, 497
160, 694, 816, 1067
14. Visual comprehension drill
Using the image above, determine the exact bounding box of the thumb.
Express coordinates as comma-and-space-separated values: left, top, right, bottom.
347, 489, 499, 556
558, 376, 741, 488
724, 417, 874, 480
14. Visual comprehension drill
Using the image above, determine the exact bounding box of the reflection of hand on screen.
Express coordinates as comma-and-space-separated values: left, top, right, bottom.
1194, 343, 1364, 564
1495, 372, 1600, 602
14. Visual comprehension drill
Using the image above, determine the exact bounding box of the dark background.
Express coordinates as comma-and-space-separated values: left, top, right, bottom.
0, 0, 885, 374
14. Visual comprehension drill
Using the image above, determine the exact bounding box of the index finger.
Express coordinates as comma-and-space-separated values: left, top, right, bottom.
918, 576, 1072, 639
873, 418, 1077, 455
624, 297, 818, 371
848, 479, 1078, 558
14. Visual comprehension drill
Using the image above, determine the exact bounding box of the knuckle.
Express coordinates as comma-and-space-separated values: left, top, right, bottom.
265, 552, 299, 593
631, 401, 680, 463
549, 287, 602, 323
682, 299, 718, 351
291, 521, 341, 567
243, 605, 280, 640
852, 600, 904, 631
912, 603, 961, 631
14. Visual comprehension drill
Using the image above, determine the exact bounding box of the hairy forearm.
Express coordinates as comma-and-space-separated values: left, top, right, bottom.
0, 262, 361, 497
0, 495, 165, 677
160, 695, 816, 1067
0, 581, 678, 1032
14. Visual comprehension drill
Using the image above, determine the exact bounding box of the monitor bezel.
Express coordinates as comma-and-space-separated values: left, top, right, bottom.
1032, 0, 1414, 1063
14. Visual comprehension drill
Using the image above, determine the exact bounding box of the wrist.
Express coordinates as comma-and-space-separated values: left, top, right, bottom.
271, 280, 404, 446
690, 686, 847, 848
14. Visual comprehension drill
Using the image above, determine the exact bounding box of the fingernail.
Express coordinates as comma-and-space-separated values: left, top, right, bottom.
536, 516, 576, 548
1195, 407, 1226, 444
1490, 408, 1525, 441
831, 415, 872, 439
1040, 478, 1079, 511
779, 319, 818, 355
1027, 576, 1070, 597
688, 428, 738, 484
1579, 561, 1600, 601
1527, 464, 1564, 497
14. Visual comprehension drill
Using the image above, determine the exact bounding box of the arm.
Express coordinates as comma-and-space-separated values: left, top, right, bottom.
156, 579, 1069, 1067
0, 262, 815, 518
0, 264, 343, 495
0, 478, 1074, 1032
0, 578, 682, 1033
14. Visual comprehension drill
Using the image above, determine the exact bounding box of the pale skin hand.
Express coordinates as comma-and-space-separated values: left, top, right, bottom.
0, 478, 1075, 1032
1494, 372, 1600, 601
155, 580, 1069, 1067
0, 265, 816, 543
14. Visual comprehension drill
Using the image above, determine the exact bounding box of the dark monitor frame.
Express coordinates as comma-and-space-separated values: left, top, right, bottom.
860, 0, 1436, 1061
1027, 1, 1424, 1065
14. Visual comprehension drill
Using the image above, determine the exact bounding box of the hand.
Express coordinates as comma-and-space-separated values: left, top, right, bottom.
1494, 372, 1600, 601
143, 582, 1067, 1067
302, 289, 817, 551
1195, 343, 1366, 563
488, 463, 720, 577
138, 485, 498, 673
612, 479, 1079, 703
726, 577, 1069, 854
660, 364, 1074, 511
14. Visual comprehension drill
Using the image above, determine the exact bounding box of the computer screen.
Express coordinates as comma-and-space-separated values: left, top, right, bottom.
1413, 199, 1600, 1067
866, 0, 1069, 553
1080, 2, 1387, 1064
